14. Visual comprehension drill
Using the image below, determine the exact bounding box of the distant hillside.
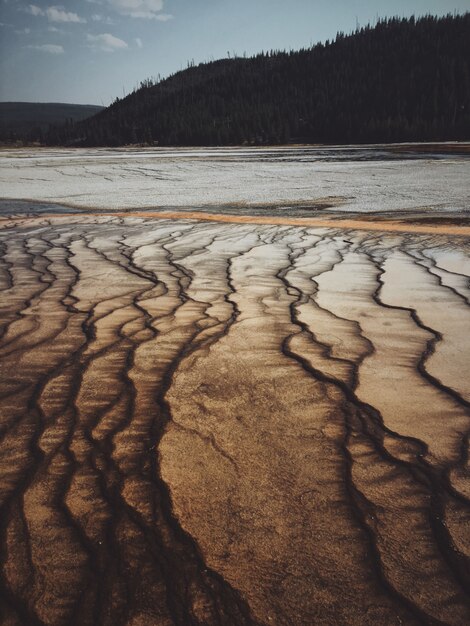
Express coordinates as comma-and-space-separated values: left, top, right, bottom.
50, 13, 469, 146
0, 102, 104, 142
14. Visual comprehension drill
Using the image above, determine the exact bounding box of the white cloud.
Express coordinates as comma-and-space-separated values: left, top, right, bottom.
23, 5, 86, 22
135, 37, 142, 48
87, 32, 128, 52
107, 0, 172, 20
25, 4, 44, 16
48, 25, 61, 32
46, 7, 86, 23
15, 27, 31, 34
27, 43, 64, 54
91, 13, 114, 23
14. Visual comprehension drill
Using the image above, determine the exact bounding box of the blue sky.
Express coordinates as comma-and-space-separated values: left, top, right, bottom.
1, 0, 469, 105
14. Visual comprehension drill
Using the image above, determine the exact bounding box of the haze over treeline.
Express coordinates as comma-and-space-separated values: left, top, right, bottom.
28, 14, 470, 145
0, 103, 104, 141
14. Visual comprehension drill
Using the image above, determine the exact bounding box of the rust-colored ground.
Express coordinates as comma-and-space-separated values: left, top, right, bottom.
0, 213, 469, 626
2, 210, 470, 236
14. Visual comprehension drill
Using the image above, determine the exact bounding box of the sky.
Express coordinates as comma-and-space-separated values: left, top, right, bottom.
1, 0, 469, 105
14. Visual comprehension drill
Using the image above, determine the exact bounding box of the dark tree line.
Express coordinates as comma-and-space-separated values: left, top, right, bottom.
0, 104, 103, 144
46, 13, 470, 146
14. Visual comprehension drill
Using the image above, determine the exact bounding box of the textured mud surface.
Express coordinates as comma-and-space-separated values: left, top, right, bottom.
0, 211, 469, 626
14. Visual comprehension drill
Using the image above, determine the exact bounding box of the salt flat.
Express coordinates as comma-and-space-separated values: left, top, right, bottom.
0, 146, 469, 626
1, 145, 469, 216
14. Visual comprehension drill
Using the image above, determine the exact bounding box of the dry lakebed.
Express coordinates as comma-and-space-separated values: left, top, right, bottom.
0, 145, 469, 626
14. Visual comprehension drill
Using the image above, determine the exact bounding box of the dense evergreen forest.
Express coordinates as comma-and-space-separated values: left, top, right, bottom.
47, 13, 470, 146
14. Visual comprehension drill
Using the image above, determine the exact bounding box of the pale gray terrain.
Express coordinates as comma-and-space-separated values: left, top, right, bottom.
1, 145, 469, 218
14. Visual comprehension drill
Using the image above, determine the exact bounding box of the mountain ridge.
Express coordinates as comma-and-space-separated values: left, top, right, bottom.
0, 102, 104, 142
46, 13, 470, 146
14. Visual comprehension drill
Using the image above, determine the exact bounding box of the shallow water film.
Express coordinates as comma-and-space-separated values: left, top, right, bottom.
0, 146, 469, 626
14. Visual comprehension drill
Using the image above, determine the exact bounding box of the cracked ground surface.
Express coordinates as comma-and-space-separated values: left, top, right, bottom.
0, 146, 469, 626
1, 145, 469, 216
0, 213, 469, 626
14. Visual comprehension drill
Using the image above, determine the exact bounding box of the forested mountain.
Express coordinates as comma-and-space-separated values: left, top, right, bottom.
48, 13, 470, 146
0, 103, 103, 143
